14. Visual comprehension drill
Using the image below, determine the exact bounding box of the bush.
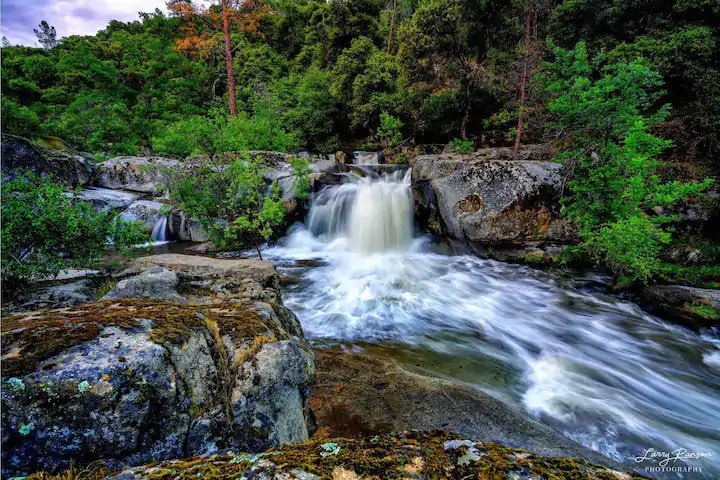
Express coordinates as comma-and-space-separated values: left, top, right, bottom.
377, 112, 403, 149
1, 173, 148, 288
449, 138, 473, 153
169, 153, 309, 256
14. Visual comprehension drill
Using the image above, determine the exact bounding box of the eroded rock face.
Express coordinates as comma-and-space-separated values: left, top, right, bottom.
1, 255, 314, 477
1, 135, 94, 187
120, 200, 165, 232
412, 150, 578, 256
641, 285, 720, 328
95, 431, 645, 480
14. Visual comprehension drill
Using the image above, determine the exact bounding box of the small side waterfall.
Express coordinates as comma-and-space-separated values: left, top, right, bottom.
151, 216, 168, 242
307, 169, 413, 253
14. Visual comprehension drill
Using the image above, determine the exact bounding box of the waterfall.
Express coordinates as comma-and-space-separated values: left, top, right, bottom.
151, 216, 168, 242
307, 169, 413, 253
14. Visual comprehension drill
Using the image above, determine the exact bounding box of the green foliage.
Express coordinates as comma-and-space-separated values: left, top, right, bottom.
151, 111, 297, 157
1, 173, 148, 287
449, 138, 473, 153
685, 303, 720, 320
376, 112, 404, 149
291, 156, 312, 199
544, 43, 713, 285
169, 153, 304, 253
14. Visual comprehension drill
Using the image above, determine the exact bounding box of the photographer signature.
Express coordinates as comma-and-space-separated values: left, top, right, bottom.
635, 448, 713, 467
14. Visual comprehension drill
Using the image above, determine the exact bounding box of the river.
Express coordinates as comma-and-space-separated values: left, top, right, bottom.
260, 169, 720, 478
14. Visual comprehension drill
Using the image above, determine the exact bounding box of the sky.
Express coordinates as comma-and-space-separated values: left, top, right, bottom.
1, 0, 169, 46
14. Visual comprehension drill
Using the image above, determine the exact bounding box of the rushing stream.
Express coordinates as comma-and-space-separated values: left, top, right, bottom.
262, 170, 720, 478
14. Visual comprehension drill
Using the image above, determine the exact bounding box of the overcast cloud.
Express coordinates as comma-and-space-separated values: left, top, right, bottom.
1, 0, 169, 46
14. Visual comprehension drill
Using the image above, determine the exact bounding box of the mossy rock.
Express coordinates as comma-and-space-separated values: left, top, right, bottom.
34, 431, 649, 479
2, 299, 315, 477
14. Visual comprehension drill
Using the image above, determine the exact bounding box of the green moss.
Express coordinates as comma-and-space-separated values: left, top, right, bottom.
685, 302, 720, 320
1, 299, 280, 377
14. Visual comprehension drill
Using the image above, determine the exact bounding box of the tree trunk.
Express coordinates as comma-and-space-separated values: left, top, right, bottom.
255, 244, 263, 260
514, 6, 532, 153
387, 0, 398, 54
222, 0, 238, 116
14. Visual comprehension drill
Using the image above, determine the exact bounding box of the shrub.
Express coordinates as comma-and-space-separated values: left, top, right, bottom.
449, 138, 473, 153
169, 153, 309, 257
1, 173, 148, 288
376, 112, 403, 150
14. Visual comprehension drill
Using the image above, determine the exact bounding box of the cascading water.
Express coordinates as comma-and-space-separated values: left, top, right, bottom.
263, 170, 720, 478
150, 215, 168, 242
307, 169, 413, 253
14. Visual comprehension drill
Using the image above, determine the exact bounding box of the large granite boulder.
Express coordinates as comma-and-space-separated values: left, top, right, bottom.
412, 149, 578, 257
95, 156, 182, 193
1, 255, 314, 477
95, 431, 644, 480
1, 135, 94, 187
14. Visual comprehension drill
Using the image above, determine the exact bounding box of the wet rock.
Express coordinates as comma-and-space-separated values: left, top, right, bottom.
1, 297, 314, 477
1, 134, 94, 187
310, 349, 619, 469
641, 285, 720, 328
96, 431, 645, 480
412, 149, 578, 253
95, 156, 182, 193
74, 187, 140, 212
120, 200, 165, 232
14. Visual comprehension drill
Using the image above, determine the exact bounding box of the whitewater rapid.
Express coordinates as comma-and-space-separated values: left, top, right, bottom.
262, 170, 720, 477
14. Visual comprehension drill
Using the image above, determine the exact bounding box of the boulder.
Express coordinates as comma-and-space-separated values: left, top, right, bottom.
412, 150, 578, 255
74, 187, 140, 212
120, 200, 165, 232
1, 135, 94, 187
101, 431, 644, 480
641, 285, 720, 328
95, 156, 182, 193
1, 255, 314, 477
11, 280, 97, 311
168, 210, 212, 243
102, 267, 186, 303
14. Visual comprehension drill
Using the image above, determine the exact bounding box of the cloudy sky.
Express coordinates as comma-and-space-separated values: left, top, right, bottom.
2, 0, 169, 46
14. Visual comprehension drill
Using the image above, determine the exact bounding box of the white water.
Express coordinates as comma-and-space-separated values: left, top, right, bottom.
151, 216, 168, 242
264, 171, 720, 478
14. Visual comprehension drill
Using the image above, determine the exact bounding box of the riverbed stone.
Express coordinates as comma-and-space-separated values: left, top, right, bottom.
310, 349, 621, 470
102, 267, 186, 303
412, 148, 578, 255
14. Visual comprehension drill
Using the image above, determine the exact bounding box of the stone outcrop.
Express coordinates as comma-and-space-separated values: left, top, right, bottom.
641, 284, 720, 328
95, 156, 182, 193
1, 135, 94, 187
412, 149, 578, 260
1, 255, 315, 477
54, 431, 646, 480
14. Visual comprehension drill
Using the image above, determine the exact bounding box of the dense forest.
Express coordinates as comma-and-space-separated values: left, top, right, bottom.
3, 0, 719, 158
2, 0, 719, 289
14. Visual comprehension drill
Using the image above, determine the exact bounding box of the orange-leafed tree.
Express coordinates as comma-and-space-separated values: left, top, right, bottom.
167, 0, 270, 116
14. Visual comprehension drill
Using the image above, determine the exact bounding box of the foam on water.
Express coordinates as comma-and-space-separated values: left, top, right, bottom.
263, 171, 720, 476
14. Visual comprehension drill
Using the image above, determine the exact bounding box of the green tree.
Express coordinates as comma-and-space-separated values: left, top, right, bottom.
543, 42, 713, 286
